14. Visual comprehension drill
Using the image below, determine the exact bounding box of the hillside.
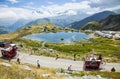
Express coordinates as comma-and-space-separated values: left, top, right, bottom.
0, 23, 58, 41
68, 11, 116, 29
80, 22, 100, 30
25, 18, 50, 27
48, 13, 88, 27
8, 19, 31, 32
4, 11, 88, 33
81, 14, 120, 31
25, 14, 88, 28
0, 26, 9, 34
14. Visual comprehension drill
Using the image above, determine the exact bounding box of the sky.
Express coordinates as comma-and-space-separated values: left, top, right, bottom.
0, 0, 120, 25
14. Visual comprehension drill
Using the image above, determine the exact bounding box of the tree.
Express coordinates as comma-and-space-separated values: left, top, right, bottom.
60, 38, 64, 41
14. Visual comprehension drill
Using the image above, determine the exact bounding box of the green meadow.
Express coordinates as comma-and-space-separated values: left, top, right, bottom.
16, 37, 120, 63
0, 24, 120, 62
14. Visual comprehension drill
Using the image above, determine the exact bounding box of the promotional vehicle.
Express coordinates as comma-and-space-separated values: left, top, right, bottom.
1, 44, 17, 59
83, 50, 105, 70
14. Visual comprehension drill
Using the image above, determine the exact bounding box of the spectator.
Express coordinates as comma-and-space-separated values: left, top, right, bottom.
111, 67, 116, 72
73, 53, 76, 61
97, 54, 102, 60
17, 58, 20, 64
67, 65, 72, 71
8, 58, 11, 62
37, 60, 40, 68
55, 54, 58, 60
85, 54, 89, 60
67, 65, 73, 74
29, 47, 33, 55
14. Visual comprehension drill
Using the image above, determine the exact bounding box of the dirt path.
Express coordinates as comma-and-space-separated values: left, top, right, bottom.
0, 50, 120, 72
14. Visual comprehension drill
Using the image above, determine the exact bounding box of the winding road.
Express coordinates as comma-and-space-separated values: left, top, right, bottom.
0, 49, 120, 72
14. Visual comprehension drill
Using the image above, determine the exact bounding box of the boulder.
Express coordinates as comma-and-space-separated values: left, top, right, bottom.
22, 65, 31, 71
0, 62, 12, 67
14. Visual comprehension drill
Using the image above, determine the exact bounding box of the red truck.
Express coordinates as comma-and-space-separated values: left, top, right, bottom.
83, 51, 105, 70
1, 44, 17, 59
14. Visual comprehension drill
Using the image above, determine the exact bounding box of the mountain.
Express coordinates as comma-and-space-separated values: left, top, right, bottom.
81, 14, 120, 31
68, 11, 116, 29
114, 9, 120, 14
25, 13, 88, 28
0, 9, 88, 29
24, 18, 51, 27
0, 26, 9, 34
8, 19, 31, 32
15, 9, 89, 29
0, 19, 33, 33
49, 13, 88, 27
0, 9, 89, 32
0, 18, 16, 27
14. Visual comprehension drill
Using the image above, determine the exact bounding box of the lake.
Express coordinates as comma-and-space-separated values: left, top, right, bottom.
24, 32, 94, 44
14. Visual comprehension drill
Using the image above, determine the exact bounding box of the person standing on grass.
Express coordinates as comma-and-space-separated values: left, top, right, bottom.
55, 54, 58, 60
67, 65, 72, 71
17, 58, 20, 64
73, 53, 76, 61
29, 47, 33, 55
111, 67, 116, 72
67, 65, 73, 74
37, 60, 40, 68
8, 58, 11, 62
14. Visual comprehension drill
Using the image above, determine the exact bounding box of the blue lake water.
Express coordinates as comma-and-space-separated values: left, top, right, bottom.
24, 32, 94, 44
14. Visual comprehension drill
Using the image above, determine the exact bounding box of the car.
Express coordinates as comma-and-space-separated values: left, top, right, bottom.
115, 34, 120, 40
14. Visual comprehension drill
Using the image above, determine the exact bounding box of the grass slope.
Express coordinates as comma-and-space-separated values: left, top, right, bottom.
0, 59, 63, 79
45, 38, 120, 62
0, 23, 59, 41
0, 23, 120, 62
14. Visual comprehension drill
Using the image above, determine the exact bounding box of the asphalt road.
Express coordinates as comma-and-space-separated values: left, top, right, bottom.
0, 49, 120, 72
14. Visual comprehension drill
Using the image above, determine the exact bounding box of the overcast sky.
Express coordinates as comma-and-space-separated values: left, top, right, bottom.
0, 0, 120, 21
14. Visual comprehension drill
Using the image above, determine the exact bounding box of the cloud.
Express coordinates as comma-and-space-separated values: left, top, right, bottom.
0, 0, 120, 25
65, 10, 77, 15
103, 5, 120, 11
0, 1, 90, 26
40, 1, 90, 15
0, 4, 8, 8
85, 0, 120, 14
71, 0, 76, 2
0, 6, 33, 20
89, 0, 120, 9
7, 0, 19, 4
47, 1, 54, 5
90, 0, 101, 3
28, 2, 34, 5
0, 0, 111, 21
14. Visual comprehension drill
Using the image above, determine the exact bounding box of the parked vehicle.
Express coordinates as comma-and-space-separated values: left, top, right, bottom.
104, 34, 113, 39
114, 34, 120, 40
1, 44, 17, 58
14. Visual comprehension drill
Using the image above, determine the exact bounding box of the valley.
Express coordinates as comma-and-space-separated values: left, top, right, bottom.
0, 3, 120, 78
0, 22, 120, 63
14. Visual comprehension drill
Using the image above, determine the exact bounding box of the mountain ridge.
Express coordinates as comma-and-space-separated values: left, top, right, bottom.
0, 26, 9, 34
81, 14, 120, 31
68, 11, 116, 29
